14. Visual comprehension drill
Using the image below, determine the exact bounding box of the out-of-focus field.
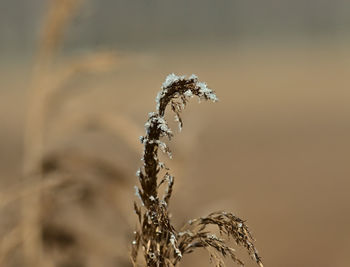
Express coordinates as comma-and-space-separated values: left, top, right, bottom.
1, 41, 350, 267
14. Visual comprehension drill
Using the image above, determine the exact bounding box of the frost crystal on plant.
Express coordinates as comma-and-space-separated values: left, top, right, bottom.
132, 74, 262, 267
162, 73, 186, 89
197, 81, 218, 102
134, 186, 144, 206
170, 233, 182, 258
184, 90, 193, 98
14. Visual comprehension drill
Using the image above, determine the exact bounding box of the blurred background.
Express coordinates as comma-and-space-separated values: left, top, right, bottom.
1, 0, 350, 266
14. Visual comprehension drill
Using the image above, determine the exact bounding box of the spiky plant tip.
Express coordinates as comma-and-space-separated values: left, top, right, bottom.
155, 73, 218, 131
132, 74, 262, 267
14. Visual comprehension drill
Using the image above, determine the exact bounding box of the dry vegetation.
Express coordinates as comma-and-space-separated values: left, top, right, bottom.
0, 1, 262, 267
1, 0, 138, 266
131, 74, 262, 267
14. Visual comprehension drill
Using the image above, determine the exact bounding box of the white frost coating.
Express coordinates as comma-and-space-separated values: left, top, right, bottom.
174, 115, 182, 132
160, 73, 218, 100
156, 116, 173, 136
166, 174, 173, 184
157, 141, 172, 158
149, 195, 156, 201
145, 112, 157, 131
162, 73, 185, 89
159, 162, 165, 168
134, 186, 144, 206
164, 174, 173, 196
170, 234, 182, 258
184, 89, 193, 97
189, 74, 198, 80
156, 73, 218, 111
155, 90, 163, 112
157, 73, 184, 111
136, 169, 141, 177
145, 113, 173, 137
144, 121, 151, 132
196, 81, 218, 102
139, 136, 144, 144
148, 112, 157, 117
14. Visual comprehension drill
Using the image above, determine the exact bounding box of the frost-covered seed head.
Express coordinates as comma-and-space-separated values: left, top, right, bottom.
162, 73, 186, 89
132, 74, 262, 267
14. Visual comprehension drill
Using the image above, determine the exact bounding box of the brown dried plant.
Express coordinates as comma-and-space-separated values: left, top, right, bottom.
21, 0, 85, 264
0, 0, 137, 266
132, 74, 263, 267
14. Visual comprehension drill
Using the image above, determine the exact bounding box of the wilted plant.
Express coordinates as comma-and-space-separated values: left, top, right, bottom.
132, 74, 263, 267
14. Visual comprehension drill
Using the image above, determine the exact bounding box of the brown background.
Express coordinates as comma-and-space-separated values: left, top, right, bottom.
1, 1, 350, 266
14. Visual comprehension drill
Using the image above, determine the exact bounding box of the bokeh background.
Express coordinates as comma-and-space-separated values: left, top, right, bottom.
1, 0, 350, 266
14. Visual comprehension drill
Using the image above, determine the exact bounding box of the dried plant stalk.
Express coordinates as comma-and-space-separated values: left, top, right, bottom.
1, 0, 133, 266
39, 0, 83, 61
21, 1, 84, 265
132, 74, 263, 267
